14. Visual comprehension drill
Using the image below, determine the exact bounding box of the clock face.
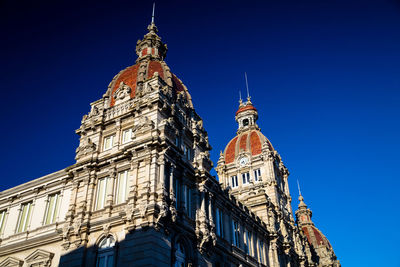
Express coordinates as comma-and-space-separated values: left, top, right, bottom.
239, 156, 249, 166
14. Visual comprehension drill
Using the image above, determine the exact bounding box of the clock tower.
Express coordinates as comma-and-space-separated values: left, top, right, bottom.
216, 97, 293, 224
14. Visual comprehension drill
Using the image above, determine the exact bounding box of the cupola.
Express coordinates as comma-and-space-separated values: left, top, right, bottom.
235, 97, 259, 133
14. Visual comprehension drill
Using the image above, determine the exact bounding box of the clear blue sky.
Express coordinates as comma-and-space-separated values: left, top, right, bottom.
1, 0, 399, 266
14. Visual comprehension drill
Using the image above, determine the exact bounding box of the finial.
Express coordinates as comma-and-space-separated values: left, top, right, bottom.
151, 2, 155, 24
245, 72, 251, 102
239, 90, 243, 105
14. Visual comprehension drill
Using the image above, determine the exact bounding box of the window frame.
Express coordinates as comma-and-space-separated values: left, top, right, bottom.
103, 135, 115, 151
0, 209, 6, 235
242, 172, 250, 184
96, 236, 116, 267
231, 175, 238, 188
115, 170, 129, 205
232, 220, 240, 247
254, 168, 261, 182
16, 201, 33, 233
43, 192, 61, 225
95, 177, 110, 210
121, 128, 133, 144
215, 208, 224, 238
258, 239, 265, 264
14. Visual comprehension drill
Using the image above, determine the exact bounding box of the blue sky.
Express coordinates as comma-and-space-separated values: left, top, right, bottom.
1, 0, 399, 266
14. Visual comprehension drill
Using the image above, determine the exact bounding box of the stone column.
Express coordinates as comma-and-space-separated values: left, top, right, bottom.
67, 180, 79, 220
115, 119, 121, 149
106, 165, 116, 213
129, 160, 139, 202
169, 164, 175, 202
158, 156, 165, 192
84, 170, 96, 220
169, 164, 177, 221
269, 239, 279, 267
208, 192, 214, 227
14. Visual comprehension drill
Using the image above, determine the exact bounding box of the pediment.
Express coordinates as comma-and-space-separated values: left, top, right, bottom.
0, 256, 23, 267
25, 249, 54, 265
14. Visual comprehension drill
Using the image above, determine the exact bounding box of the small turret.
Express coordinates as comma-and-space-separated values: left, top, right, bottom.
295, 191, 341, 267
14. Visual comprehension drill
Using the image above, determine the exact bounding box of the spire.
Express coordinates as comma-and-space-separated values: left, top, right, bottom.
235, 73, 258, 132
151, 2, 155, 25
295, 183, 312, 226
297, 179, 307, 208
135, 3, 167, 62
244, 72, 251, 103
147, 2, 158, 35
297, 179, 302, 196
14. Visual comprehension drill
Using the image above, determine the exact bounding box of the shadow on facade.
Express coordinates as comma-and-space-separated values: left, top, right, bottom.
58, 226, 216, 267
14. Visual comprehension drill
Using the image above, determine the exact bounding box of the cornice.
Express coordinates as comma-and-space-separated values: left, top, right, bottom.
0, 168, 71, 199
0, 232, 61, 256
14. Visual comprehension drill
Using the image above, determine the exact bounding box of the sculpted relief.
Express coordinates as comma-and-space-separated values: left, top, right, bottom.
114, 82, 132, 105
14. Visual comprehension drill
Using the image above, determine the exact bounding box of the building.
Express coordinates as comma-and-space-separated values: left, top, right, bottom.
0, 16, 340, 267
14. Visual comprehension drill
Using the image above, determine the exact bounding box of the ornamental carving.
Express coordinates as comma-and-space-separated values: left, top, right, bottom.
25, 249, 54, 267
75, 137, 96, 159
124, 203, 134, 222
132, 116, 154, 135
113, 81, 131, 105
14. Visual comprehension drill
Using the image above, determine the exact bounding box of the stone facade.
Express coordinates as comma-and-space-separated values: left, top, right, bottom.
0, 18, 339, 267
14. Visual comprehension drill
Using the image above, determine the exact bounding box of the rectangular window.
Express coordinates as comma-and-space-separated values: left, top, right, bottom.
248, 231, 254, 257
215, 208, 224, 238
174, 179, 180, 209
175, 135, 181, 148
232, 220, 240, 247
244, 229, 250, 254
0, 210, 6, 234
231, 175, 238, 188
16, 202, 32, 233
96, 177, 110, 210
44, 193, 60, 225
254, 169, 261, 181
183, 186, 192, 218
258, 239, 265, 264
122, 129, 132, 144
115, 170, 129, 204
242, 172, 250, 184
184, 145, 192, 161
103, 135, 114, 151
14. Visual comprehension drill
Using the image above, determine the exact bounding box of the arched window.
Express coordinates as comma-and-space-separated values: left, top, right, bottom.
97, 236, 116, 267
174, 242, 186, 267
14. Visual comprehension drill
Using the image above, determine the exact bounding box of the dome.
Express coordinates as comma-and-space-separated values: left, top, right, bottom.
107, 60, 187, 107
223, 130, 274, 164
235, 103, 257, 116
302, 225, 332, 249
104, 21, 191, 108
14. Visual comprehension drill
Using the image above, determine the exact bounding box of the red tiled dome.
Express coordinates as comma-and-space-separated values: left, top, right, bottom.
108, 60, 186, 107
223, 130, 274, 164
302, 225, 332, 249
